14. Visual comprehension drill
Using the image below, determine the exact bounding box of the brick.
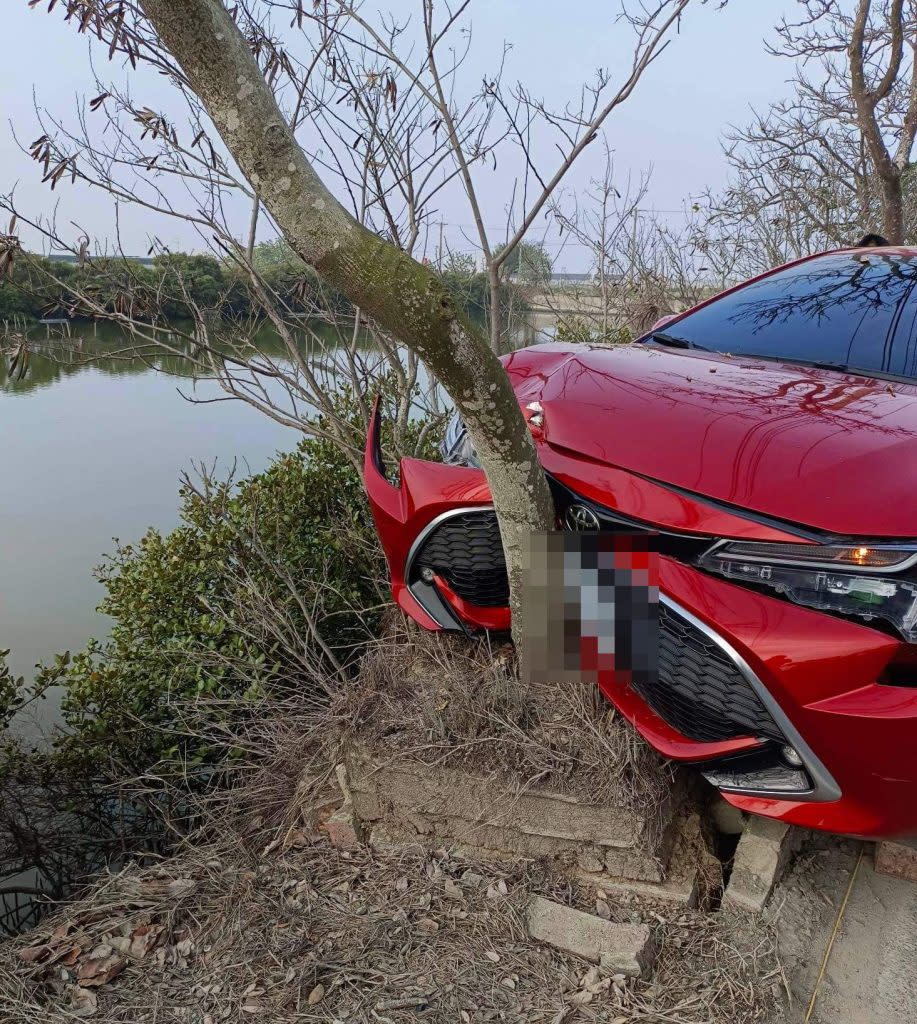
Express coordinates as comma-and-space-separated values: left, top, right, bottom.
346, 755, 645, 847
723, 817, 799, 913
525, 896, 654, 978
321, 808, 362, 850
875, 841, 917, 883
577, 812, 722, 909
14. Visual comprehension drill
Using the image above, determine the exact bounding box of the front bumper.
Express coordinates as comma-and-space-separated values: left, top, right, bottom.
364, 411, 917, 839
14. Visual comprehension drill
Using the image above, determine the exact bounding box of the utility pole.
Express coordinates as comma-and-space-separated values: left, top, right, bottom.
437, 220, 444, 271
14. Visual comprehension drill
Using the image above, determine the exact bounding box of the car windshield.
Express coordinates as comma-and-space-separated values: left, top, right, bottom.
650, 251, 917, 381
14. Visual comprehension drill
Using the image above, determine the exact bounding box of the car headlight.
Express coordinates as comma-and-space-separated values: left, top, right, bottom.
698, 540, 917, 641
440, 411, 480, 468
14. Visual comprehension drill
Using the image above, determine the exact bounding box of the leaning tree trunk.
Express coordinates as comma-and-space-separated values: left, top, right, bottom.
138, 0, 555, 651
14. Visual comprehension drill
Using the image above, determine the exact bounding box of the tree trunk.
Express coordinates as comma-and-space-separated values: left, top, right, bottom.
487, 265, 503, 354
848, 0, 908, 244
880, 170, 905, 244
138, 0, 555, 650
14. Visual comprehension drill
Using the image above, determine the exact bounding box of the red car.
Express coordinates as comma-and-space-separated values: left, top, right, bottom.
364, 247, 917, 839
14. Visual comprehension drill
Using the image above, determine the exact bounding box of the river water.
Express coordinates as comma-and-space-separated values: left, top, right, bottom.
0, 325, 304, 708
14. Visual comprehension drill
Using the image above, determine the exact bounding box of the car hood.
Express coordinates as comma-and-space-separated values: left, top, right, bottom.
503, 343, 917, 538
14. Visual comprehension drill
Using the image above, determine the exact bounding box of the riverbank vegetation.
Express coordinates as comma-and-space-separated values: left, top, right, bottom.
0, 660, 781, 1024
0, 242, 531, 328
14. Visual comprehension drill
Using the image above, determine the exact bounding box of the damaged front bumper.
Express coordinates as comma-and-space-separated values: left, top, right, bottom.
364, 403, 917, 840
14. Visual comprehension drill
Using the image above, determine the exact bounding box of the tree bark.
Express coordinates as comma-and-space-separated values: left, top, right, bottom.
880, 171, 905, 244
488, 265, 503, 354
137, 0, 555, 648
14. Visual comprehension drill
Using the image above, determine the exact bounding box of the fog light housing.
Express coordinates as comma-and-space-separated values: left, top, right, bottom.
699, 747, 813, 797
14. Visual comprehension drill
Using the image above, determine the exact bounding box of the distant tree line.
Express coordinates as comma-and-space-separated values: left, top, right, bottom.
0, 240, 531, 325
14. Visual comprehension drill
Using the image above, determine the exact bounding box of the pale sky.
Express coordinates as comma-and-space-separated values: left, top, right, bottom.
1, 1, 799, 270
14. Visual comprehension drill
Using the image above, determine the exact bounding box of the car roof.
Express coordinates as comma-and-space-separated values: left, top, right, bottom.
828, 245, 917, 257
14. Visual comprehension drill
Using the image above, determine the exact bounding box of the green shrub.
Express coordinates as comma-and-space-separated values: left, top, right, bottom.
52, 430, 384, 774
0, 397, 438, 908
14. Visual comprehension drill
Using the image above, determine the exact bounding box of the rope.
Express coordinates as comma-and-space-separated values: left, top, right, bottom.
802, 842, 866, 1024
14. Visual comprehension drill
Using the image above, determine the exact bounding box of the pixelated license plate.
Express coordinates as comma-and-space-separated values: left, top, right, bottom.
524, 531, 659, 689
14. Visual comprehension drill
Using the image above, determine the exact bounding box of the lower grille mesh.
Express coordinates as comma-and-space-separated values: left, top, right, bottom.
414, 510, 509, 607
633, 604, 782, 742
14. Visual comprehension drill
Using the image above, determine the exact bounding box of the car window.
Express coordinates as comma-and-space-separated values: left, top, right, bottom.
658, 252, 917, 380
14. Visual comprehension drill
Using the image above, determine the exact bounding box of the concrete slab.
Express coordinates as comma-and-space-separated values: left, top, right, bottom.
525, 896, 654, 977
772, 836, 917, 1024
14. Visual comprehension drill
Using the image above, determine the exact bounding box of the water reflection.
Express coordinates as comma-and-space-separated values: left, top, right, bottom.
0, 319, 366, 395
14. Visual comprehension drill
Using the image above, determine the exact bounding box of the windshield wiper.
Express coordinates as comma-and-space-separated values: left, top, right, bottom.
809, 360, 852, 373
648, 331, 708, 351
739, 352, 853, 374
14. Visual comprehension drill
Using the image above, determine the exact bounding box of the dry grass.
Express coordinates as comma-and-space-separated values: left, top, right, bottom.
0, 627, 785, 1023
0, 824, 784, 1024
340, 622, 675, 820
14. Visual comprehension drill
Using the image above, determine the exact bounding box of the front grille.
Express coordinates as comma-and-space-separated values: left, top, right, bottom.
411, 510, 783, 744
414, 510, 508, 606
632, 604, 783, 742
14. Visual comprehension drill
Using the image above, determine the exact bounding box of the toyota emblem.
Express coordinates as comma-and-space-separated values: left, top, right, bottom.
565, 503, 601, 531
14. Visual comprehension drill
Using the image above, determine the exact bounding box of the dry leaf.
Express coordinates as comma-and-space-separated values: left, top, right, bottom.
77, 953, 127, 987
416, 917, 439, 935
68, 985, 98, 1018
484, 950, 500, 963
582, 967, 600, 989
307, 983, 325, 1005
50, 922, 74, 943
443, 879, 463, 900
57, 945, 82, 967
19, 945, 51, 964
129, 924, 165, 958
241, 984, 266, 1014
